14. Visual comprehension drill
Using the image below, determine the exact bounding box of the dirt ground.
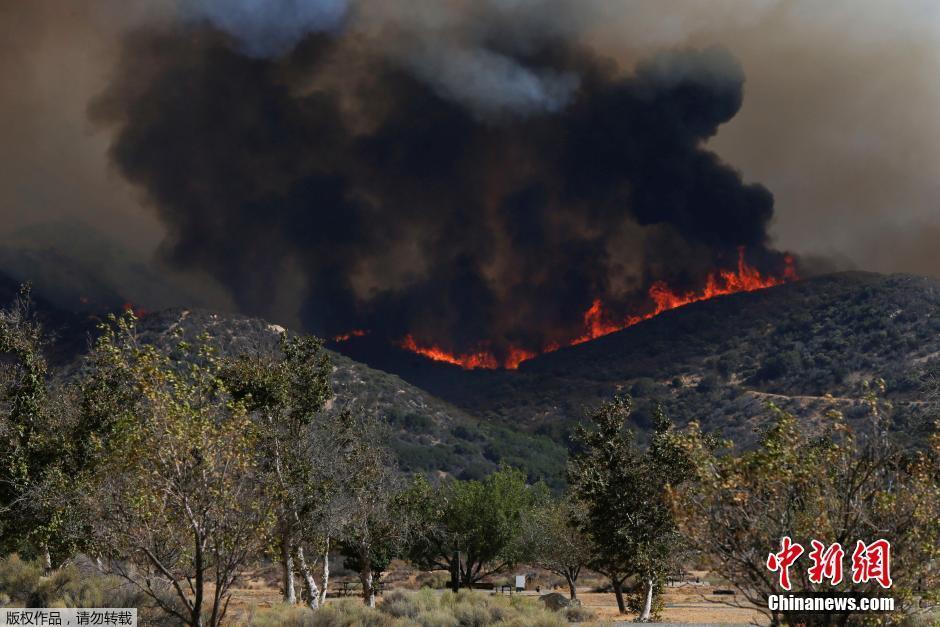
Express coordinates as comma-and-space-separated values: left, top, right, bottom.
576, 589, 767, 625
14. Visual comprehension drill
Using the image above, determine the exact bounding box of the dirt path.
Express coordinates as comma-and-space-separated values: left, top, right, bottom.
744, 390, 928, 406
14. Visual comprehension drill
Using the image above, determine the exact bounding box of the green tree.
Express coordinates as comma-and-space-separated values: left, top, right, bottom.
85, 312, 271, 627
336, 411, 411, 608
520, 494, 591, 600
568, 397, 690, 619
407, 467, 544, 590
669, 387, 940, 626
221, 333, 334, 608
0, 286, 89, 568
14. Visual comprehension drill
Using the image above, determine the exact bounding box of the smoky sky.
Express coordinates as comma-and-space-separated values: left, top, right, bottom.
88, 13, 790, 357
3, 1, 940, 351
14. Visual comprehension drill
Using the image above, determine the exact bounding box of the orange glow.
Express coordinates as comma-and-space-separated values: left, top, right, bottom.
122, 302, 148, 318
400, 334, 500, 369
505, 346, 538, 370
572, 248, 797, 345
397, 248, 797, 370
334, 329, 368, 342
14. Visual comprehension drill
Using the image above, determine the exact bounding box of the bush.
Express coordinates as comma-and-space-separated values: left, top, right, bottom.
452, 603, 490, 627
416, 570, 450, 589
251, 589, 567, 627
306, 600, 395, 627
564, 605, 596, 622
380, 589, 435, 619
246, 603, 316, 627
0, 556, 149, 611
414, 609, 459, 627
0, 554, 42, 605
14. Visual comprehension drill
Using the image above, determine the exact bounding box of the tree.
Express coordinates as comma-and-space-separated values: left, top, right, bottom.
567, 397, 690, 619
85, 312, 271, 627
336, 412, 410, 608
669, 387, 940, 625
407, 467, 543, 590
0, 285, 89, 568
221, 333, 334, 608
521, 495, 591, 600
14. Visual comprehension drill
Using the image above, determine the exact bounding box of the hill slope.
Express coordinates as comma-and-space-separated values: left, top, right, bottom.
7, 270, 939, 489
345, 272, 940, 447
0, 273, 570, 487
129, 308, 568, 485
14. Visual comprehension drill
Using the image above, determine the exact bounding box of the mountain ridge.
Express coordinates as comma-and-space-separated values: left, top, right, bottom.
5, 269, 939, 489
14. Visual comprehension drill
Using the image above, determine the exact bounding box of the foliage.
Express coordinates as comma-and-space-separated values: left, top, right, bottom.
519, 495, 591, 600
668, 386, 940, 625
336, 411, 414, 607
563, 604, 596, 622
0, 286, 91, 563
406, 467, 545, 588
84, 311, 272, 626
0, 553, 41, 604
567, 396, 691, 617
222, 332, 335, 607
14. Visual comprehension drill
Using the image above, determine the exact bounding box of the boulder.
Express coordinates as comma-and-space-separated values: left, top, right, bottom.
538, 592, 580, 611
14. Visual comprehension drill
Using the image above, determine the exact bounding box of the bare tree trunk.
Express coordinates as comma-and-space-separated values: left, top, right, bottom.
612, 577, 626, 614
360, 567, 375, 608
450, 550, 460, 592
565, 573, 578, 601
280, 533, 297, 604
319, 542, 330, 605
192, 538, 204, 627
295, 546, 320, 609
41, 544, 52, 574
639, 578, 654, 622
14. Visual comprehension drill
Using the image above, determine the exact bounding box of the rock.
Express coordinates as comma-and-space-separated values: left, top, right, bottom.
539, 592, 580, 611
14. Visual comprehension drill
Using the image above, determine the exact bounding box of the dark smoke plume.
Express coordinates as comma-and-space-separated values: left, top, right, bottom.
91, 8, 790, 360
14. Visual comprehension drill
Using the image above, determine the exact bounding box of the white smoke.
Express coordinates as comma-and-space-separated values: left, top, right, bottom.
181, 0, 348, 56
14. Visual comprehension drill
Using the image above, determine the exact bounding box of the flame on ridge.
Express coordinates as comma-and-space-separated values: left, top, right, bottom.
361, 249, 796, 370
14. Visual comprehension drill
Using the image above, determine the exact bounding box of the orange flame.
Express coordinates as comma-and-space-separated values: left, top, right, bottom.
334, 329, 368, 342
400, 335, 500, 369
398, 249, 796, 370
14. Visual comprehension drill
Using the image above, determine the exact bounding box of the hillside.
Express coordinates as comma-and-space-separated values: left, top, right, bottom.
6, 270, 940, 491
339, 272, 940, 449
0, 273, 568, 488
128, 309, 568, 485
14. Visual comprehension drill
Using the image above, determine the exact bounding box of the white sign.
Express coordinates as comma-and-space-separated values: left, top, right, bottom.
515, 575, 526, 590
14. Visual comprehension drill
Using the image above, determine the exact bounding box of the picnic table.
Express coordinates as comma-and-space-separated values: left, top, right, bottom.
335, 580, 384, 597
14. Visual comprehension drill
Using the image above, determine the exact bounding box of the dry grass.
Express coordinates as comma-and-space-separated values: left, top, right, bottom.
237, 589, 568, 626
226, 566, 769, 626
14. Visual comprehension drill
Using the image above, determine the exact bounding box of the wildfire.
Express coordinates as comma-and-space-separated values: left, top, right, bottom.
400, 335, 501, 370
334, 329, 368, 342
122, 302, 148, 318
572, 248, 797, 345
393, 249, 796, 370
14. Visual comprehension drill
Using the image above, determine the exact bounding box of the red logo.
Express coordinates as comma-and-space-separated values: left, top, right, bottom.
766, 538, 892, 589
851, 539, 892, 589
807, 540, 845, 585
766, 536, 804, 590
